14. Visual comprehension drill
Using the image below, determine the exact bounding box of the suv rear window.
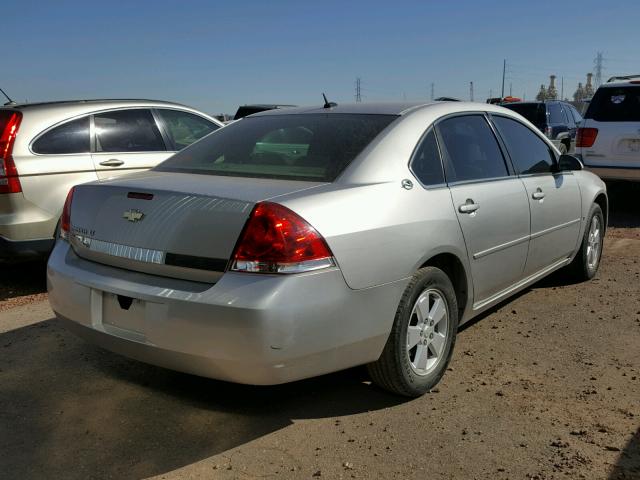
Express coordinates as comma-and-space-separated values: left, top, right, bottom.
155, 114, 397, 182
32, 116, 90, 154
585, 86, 640, 122
501, 103, 547, 127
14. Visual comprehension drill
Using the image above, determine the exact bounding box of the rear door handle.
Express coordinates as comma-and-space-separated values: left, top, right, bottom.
99, 159, 124, 167
458, 199, 479, 214
532, 188, 545, 200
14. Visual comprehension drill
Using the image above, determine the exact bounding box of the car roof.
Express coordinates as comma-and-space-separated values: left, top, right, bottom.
248, 101, 539, 118
5, 98, 189, 110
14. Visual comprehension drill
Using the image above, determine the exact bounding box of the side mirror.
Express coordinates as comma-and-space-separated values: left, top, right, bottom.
557, 154, 583, 172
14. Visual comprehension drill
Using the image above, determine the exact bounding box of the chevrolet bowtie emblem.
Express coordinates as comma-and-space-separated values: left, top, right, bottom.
123, 209, 145, 222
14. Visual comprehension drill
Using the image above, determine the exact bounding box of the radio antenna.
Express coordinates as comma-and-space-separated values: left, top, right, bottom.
0, 87, 16, 105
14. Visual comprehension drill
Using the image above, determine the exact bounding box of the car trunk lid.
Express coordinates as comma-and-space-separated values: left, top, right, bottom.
68, 171, 326, 283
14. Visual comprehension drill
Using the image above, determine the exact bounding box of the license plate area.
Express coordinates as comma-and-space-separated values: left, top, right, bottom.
622, 138, 640, 153
102, 292, 146, 336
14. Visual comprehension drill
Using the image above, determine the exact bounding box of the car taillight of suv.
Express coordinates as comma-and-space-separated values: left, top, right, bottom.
576, 128, 598, 148
0, 111, 23, 194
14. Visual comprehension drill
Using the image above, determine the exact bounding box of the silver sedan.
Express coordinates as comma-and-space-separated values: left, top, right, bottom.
47, 102, 607, 396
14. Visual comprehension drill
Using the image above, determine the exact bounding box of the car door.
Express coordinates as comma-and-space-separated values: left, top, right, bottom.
91, 108, 171, 180
491, 114, 582, 276
436, 114, 530, 305
154, 108, 220, 152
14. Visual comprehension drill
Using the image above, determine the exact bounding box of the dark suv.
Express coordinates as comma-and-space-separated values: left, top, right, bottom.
501, 101, 583, 153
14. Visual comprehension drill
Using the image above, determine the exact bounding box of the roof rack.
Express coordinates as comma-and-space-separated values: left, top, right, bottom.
606, 75, 640, 83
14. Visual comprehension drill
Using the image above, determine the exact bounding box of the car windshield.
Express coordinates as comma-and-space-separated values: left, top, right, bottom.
585, 86, 640, 122
155, 113, 397, 182
501, 103, 547, 127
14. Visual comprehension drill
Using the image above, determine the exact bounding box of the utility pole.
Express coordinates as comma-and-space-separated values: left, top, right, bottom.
561, 76, 564, 100
430, 83, 434, 101
355, 77, 362, 103
470, 81, 474, 102
489, 89, 493, 100
509, 83, 512, 96
593, 52, 604, 88
501, 59, 506, 99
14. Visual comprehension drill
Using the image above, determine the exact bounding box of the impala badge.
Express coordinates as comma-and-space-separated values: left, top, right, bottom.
123, 209, 145, 222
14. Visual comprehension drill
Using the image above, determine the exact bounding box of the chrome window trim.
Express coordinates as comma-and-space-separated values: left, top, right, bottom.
29, 113, 92, 156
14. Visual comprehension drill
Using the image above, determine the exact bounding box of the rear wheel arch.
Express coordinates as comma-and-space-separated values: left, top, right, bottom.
594, 193, 608, 230
419, 253, 469, 322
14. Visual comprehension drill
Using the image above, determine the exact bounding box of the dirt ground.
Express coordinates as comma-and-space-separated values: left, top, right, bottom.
0, 182, 638, 479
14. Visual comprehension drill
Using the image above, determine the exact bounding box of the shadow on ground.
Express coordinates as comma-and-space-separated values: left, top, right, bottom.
606, 181, 640, 229
0, 259, 47, 301
610, 427, 640, 479
0, 317, 406, 479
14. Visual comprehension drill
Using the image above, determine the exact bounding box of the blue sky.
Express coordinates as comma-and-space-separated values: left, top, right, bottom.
4, 0, 639, 115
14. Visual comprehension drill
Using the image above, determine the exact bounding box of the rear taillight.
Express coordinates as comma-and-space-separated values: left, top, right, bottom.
231, 202, 335, 274
576, 128, 598, 148
0, 111, 23, 194
60, 187, 75, 240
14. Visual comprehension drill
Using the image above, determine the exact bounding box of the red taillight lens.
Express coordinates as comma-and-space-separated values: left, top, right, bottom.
0, 111, 23, 194
231, 202, 334, 273
576, 128, 598, 148
60, 187, 75, 239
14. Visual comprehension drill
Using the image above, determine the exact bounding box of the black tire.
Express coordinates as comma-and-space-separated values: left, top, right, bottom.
568, 203, 604, 281
367, 267, 458, 397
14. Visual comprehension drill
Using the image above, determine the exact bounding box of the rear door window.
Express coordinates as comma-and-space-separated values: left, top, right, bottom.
547, 103, 566, 124
94, 109, 166, 152
492, 115, 556, 175
436, 115, 509, 182
32, 117, 90, 154
410, 129, 445, 186
155, 113, 397, 182
156, 109, 219, 150
585, 86, 640, 122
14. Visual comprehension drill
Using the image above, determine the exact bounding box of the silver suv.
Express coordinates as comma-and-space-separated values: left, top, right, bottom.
576, 75, 640, 181
0, 99, 222, 257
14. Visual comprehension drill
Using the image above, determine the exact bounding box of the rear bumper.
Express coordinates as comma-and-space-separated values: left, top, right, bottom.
583, 164, 640, 181
0, 235, 54, 258
47, 241, 406, 385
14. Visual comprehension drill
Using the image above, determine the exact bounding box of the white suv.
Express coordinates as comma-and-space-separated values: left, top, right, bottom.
0, 99, 222, 258
576, 75, 640, 181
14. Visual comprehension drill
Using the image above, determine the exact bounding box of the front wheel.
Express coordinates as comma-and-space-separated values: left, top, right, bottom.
367, 267, 458, 397
568, 204, 604, 281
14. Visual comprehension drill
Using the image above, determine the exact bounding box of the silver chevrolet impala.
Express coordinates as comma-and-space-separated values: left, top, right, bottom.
47, 102, 607, 397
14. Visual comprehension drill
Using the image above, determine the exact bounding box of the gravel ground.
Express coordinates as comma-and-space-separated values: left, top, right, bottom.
0, 181, 638, 479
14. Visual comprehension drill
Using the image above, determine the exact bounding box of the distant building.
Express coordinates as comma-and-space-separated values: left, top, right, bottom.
546, 75, 558, 100
573, 82, 585, 102
584, 73, 595, 98
536, 84, 547, 101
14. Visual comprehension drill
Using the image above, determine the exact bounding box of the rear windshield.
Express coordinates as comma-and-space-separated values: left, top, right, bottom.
585, 86, 640, 122
155, 113, 397, 182
501, 103, 547, 127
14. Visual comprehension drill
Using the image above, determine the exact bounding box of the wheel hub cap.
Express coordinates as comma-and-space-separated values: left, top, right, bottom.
406, 288, 449, 375
586, 216, 601, 271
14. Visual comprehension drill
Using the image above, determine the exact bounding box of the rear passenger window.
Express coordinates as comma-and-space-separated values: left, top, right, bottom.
437, 115, 508, 183
492, 116, 556, 175
410, 129, 445, 186
32, 117, 90, 154
547, 103, 566, 123
94, 109, 165, 153
156, 109, 219, 150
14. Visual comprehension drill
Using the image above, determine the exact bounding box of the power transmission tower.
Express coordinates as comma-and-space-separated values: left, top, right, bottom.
509, 83, 512, 96
355, 77, 362, 103
501, 59, 506, 98
470, 81, 474, 101
430, 83, 434, 101
593, 52, 604, 88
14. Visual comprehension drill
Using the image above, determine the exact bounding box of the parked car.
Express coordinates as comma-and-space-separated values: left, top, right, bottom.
575, 75, 640, 181
0, 99, 222, 258
233, 104, 296, 120
48, 102, 606, 397
502, 100, 583, 154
